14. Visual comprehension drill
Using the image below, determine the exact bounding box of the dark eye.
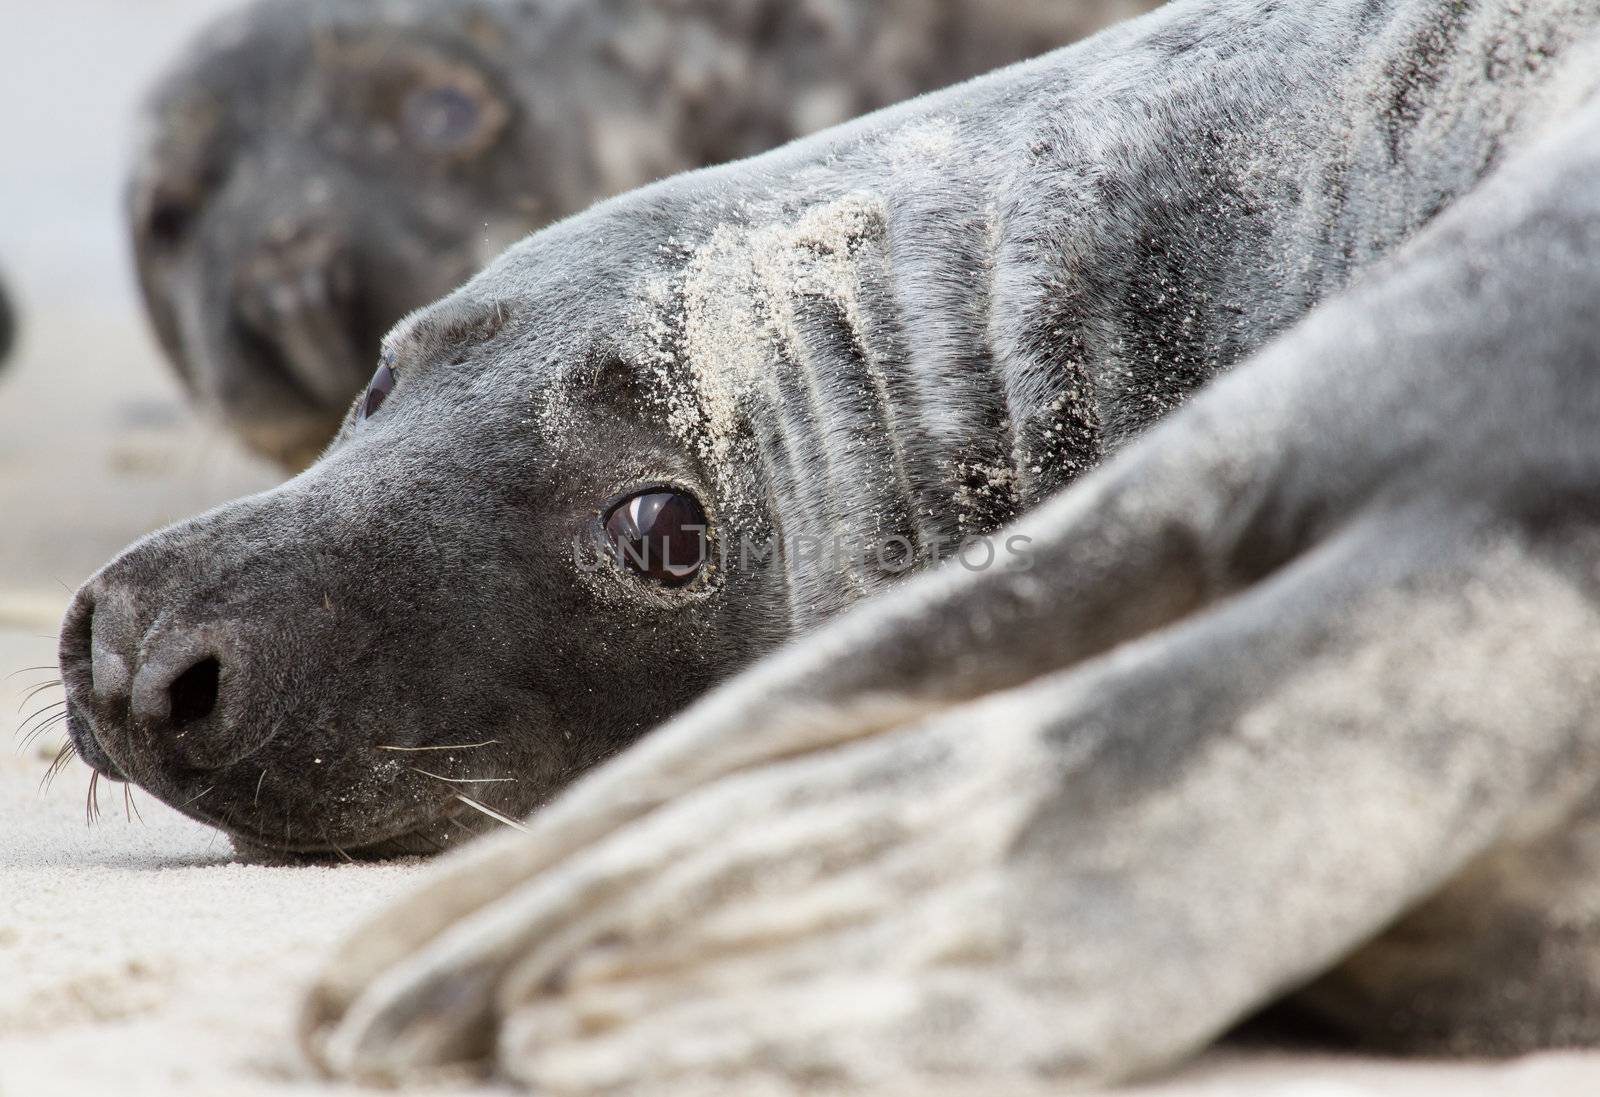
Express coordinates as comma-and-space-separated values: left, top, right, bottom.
359, 362, 396, 420
604, 489, 710, 586
146, 198, 194, 247
401, 85, 486, 154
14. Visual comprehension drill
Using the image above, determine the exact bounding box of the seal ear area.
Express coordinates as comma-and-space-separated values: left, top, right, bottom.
380, 298, 519, 379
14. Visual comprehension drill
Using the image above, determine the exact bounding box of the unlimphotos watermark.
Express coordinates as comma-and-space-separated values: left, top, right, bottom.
575, 529, 1035, 576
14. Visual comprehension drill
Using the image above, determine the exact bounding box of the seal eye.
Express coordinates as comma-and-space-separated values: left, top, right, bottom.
401, 85, 487, 154
146, 199, 194, 248
359, 363, 396, 420
604, 490, 709, 586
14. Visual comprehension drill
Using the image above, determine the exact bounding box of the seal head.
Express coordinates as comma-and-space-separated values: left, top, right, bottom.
128, 0, 547, 466
65, 197, 800, 857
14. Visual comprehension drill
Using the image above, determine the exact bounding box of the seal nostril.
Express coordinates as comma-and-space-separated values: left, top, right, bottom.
169, 657, 220, 728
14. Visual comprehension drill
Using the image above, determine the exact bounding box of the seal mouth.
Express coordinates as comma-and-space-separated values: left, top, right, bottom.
64, 703, 129, 783
232, 312, 368, 415
221, 326, 352, 467
65, 670, 467, 857
59, 576, 511, 858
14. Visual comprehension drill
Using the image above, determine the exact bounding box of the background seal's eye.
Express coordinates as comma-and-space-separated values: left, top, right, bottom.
359, 362, 396, 420
136, 178, 205, 252
401, 84, 489, 155
145, 196, 195, 249
604, 489, 710, 586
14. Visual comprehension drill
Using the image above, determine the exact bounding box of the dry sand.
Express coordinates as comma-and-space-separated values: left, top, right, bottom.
6, 2, 1600, 1095
0, 729, 480, 1097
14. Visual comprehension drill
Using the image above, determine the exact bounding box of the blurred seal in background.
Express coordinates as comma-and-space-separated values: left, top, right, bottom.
0, 270, 14, 368
128, 0, 1161, 466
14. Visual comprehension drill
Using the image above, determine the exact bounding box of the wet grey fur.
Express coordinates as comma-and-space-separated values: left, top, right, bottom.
62, 0, 1600, 1085
131, 0, 1156, 465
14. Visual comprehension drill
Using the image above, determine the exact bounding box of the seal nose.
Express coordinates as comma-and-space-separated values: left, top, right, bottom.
60, 584, 239, 777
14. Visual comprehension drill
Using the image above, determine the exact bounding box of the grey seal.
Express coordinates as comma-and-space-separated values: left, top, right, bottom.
0, 273, 13, 369
59, 0, 1600, 1085
130, 0, 1155, 466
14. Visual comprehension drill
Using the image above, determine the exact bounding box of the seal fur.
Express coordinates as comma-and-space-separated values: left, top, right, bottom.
129, 0, 1159, 465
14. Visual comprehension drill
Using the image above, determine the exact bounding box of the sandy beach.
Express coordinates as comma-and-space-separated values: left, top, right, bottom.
9, 717, 1600, 1097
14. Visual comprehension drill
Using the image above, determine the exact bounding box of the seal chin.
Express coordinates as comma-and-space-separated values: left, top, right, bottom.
225, 806, 486, 863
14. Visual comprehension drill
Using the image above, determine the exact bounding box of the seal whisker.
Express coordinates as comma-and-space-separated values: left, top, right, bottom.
18, 719, 69, 752
4, 665, 61, 682
18, 709, 70, 749
322, 829, 355, 863
409, 766, 516, 785
376, 740, 501, 752
254, 768, 268, 806
453, 794, 529, 834
85, 771, 103, 826
19, 711, 71, 753
17, 699, 68, 734
179, 784, 215, 809
40, 739, 78, 793
16, 678, 64, 712
123, 784, 145, 825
